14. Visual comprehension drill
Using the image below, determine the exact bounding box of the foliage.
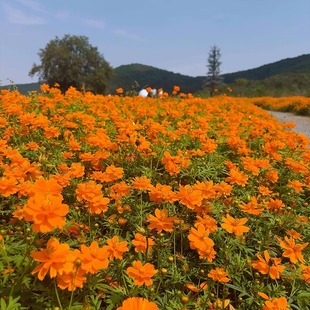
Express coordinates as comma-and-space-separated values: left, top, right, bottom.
28, 34, 113, 94
0, 86, 310, 309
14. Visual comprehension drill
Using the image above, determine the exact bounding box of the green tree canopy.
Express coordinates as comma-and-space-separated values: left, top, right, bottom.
29, 34, 113, 94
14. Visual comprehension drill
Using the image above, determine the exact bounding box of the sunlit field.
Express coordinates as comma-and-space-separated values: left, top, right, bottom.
0, 86, 309, 310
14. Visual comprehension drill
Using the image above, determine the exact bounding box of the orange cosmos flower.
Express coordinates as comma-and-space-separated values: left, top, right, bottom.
208, 267, 230, 283
79, 241, 109, 274
193, 180, 217, 200
276, 236, 308, 264
31, 238, 74, 281
239, 196, 264, 215
25, 141, 39, 150
194, 215, 218, 234
57, 266, 87, 291
173, 85, 180, 93
259, 185, 273, 196
287, 180, 304, 192
266, 198, 285, 213
0, 176, 18, 197
29, 177, 63, 197
68, 137, 81, 151
221, 214, 250, 236
301, 265, 310, 283
266, 170, 279, 183
23, 193, 69, 232
101, 165, 124, 183
188, 225, 216, 262
252, 250, 285, 279
286, 229, 302, 241
103, 236, 129, 260
68, 162, 85, 178
76, 180, 103, 202
132, 233, 156, 253
131, 175, 153, 191
225, 168, 248, 187
161, 151, 181, 175
148, 208, 177, 233
262, 296, 289, 310
117, 297, 158, 310
116, 88, 123, 94
109, 181, 131, 201
126, 260, 157, 286
149, 183, 177, 204
176, 185, 203, 210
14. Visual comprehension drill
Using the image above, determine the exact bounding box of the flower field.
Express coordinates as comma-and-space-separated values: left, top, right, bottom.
0, 85, 310, 310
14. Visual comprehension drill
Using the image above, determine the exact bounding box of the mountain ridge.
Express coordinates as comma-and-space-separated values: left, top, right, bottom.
1, 53, 309, 95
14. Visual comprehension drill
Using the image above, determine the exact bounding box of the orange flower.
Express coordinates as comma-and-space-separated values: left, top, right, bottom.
301, 264, 310, 283
277, 236, 308, 264
161, 151, 181, 175
126, 260, 157, 286
25, 141, 39, 150
79, 241, 109, 274
76, 180, 102, 202
103, 236, 129, 260
131, 175, 153, 191
116, 88, 123, 94
149, 183, 177, 204
208, 267, 230, 283
225, 168, 248, 187
176, 185, 203, 210
0, 176, 18, 197
109, 181, 131, 201
57, 267, 87, 291
31, 238, 74, 280
287, 180, 304, 192
148, 208, 177, 233
193, 180, 217, 200
252, 250, 285, 279
188, 225, 216, 262
286, 229, 302, 241
132, 233, 156, 253
194, 215, 218, 234
173, 85, 180, 93
101, 165, 124, 183
29, 177, 63, 197
262, 296, 289, 310
23, 193, 69, 232
259, 185, 272, 196
68, 162, 85, 178
221, 214, 249, 236
117, 297, 158, 310
266, 198, 285, 213
266, 170, 279, 183
88, 196, 110, 214
239, 196, 264, 215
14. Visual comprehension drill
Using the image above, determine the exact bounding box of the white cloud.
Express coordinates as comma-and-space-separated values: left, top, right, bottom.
14, 0, 44, 13
83, 19, 106, 29
113, 29, 141, 40
3, 2, 46, 25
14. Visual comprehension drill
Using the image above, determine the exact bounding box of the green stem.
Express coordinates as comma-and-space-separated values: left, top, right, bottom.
54, 278, 64, 310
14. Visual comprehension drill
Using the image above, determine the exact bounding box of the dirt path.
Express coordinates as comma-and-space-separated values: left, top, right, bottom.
267, 110, 310, 140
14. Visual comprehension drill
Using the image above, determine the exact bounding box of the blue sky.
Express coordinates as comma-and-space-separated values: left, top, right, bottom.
1, 0, 309, 84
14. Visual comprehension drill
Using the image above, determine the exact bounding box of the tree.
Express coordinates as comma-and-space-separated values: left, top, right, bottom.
206, 45, 222, 96
29, 35, 113, 94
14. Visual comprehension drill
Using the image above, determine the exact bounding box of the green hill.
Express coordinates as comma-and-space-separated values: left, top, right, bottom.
223, 54, 310, 83
1, 53, 309, 96
108, 63, 204, 94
